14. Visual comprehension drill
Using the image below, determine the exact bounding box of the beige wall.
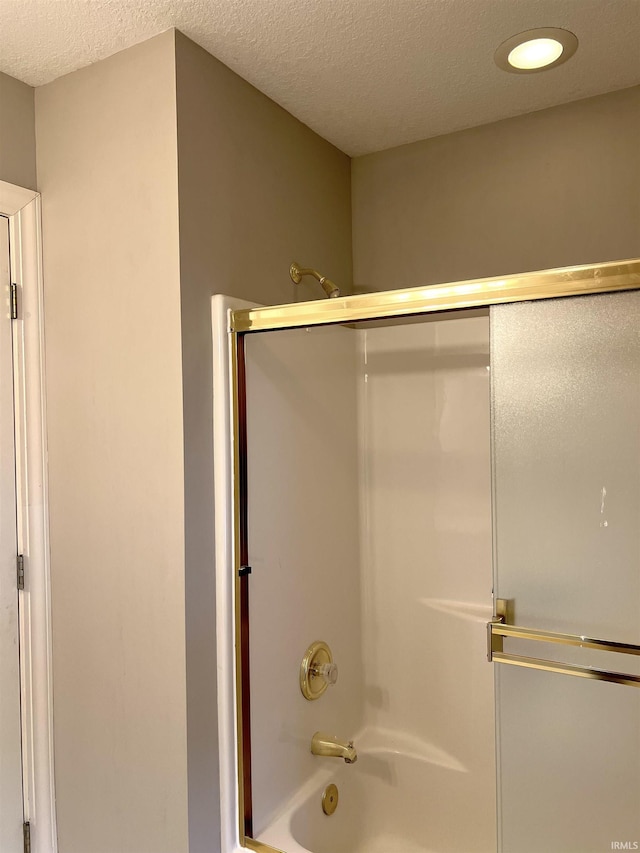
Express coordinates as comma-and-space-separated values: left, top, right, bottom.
0, 71, 36, 189
352, 85, 640, 292
174, 31, 352, 852
35, 32, 189, 853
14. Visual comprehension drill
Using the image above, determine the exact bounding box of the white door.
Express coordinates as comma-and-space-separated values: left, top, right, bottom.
0, 214, 24, 852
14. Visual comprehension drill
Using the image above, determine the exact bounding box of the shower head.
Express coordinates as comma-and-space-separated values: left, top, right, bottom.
290, 262, 341, 298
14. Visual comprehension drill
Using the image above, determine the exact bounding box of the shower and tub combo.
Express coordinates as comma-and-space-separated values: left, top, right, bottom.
212, 258, 640, 853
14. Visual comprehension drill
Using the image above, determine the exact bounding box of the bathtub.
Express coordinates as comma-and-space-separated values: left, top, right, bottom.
257, 728, 493, 853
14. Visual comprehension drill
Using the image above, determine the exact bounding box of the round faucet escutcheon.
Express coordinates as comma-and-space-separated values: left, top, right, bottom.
300, 641, 338, 700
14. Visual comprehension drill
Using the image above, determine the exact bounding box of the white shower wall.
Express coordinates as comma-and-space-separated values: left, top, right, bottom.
245, 313, 496, 848
245, 325, 364, 836
355, 314, 496, 850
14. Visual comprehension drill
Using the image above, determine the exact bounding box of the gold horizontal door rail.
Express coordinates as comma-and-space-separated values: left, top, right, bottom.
231, 258, 640, 333
488, 609, 640, 688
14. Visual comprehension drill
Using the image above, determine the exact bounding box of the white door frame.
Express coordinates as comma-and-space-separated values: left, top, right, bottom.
0, 180, 57, 853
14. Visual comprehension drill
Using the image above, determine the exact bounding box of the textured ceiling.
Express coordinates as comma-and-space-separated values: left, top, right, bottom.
1, 0, 640, 155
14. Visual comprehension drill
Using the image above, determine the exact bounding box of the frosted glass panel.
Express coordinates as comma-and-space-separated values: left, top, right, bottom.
491, 292, 640, 853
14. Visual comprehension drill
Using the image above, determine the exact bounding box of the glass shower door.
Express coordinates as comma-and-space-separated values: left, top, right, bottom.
491, 291, 640, 853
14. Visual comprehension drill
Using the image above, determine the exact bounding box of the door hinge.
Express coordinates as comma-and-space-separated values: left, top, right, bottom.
23, 821, 31, 853
17, 554, 24, 590
10, 281, 18, 320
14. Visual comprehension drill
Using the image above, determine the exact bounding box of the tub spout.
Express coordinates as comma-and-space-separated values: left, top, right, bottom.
311, 732, 358, 764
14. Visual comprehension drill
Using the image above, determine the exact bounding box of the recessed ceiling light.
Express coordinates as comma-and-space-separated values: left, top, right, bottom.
495, 28, 578, 74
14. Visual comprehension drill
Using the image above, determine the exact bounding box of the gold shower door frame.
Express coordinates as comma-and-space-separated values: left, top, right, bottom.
229, 257, 640, 853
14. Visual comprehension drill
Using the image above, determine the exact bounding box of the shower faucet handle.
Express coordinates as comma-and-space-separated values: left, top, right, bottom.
311, 661, 338, 686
